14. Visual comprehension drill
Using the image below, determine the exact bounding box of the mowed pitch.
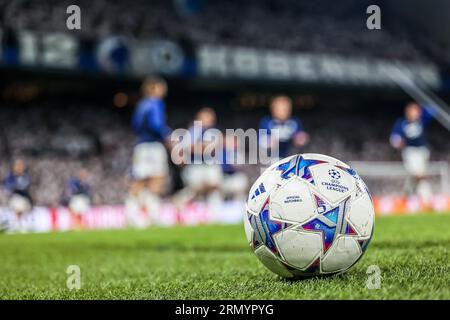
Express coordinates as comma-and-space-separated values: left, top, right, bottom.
0, 214, 449, 299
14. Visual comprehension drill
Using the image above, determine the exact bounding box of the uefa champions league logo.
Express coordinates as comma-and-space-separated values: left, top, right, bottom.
328, 169, 341, 179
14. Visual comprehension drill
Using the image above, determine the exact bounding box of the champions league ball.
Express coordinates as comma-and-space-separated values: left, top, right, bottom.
244, 153, 374, 278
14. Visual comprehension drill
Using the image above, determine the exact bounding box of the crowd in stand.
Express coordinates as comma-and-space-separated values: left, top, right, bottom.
0, 0, 436, 62
0, 103, 132, 206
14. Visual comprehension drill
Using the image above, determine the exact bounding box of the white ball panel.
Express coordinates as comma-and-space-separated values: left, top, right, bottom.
309, 164, 355, 204
247, 171, 281, 214
269, 177, 316, 224
274, 229, 322, 269
254, 245, 293, 278
347, 193, 375, 238
321, 236, 361, 273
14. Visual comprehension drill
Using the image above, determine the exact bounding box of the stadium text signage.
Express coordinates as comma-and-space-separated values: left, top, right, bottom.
197, 45, 441, 88
0, 31, 441, 88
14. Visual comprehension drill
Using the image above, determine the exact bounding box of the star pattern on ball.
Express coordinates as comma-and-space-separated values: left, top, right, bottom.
248, 198, 292, 254
277, 155, 326, 184
301, 196, 357, 253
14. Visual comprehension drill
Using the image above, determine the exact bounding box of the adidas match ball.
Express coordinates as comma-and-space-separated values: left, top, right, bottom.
244, 153, 374, 278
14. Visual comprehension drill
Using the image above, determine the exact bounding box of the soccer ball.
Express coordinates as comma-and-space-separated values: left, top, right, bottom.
244, 153, 374, 278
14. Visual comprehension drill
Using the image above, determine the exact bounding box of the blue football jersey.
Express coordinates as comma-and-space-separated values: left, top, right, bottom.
259, 116, 305, 158
66, 177, 91, 198
390, 107, 434, 147
132, 97, 170, 144
4, 172, 31, 195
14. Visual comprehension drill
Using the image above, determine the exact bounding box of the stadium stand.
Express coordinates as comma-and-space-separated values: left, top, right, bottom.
0, 0, 432, 62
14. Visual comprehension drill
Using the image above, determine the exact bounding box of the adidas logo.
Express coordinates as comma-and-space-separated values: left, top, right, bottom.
251, 183, 266, 199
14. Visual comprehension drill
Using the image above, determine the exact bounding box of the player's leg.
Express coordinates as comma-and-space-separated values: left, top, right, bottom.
128, 141, 169, 225
176, 164, 204, 206
203, 165, 224, 212
222, 172, 249, 201
402, 146, 432, 201
148, 176, 166, 196
402, 147, 419, 196
143, 142, 169, 223
130, 142, 152, 200
68, 194, 91, 230
126, 149, 147, 228
415, 147, 432, 204
8, 193, 32, 232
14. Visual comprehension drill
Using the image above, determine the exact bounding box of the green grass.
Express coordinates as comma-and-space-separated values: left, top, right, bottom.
0, 214, 449, 299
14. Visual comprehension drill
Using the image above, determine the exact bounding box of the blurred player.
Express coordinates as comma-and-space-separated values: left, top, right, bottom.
3, 158, 32, 230
259, 95, 309, 162
221, 134, 249, 202
128, 76, 171, 224
390, 102, 435, 201
62, 168, 92, 229
175, 107, 223, 210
